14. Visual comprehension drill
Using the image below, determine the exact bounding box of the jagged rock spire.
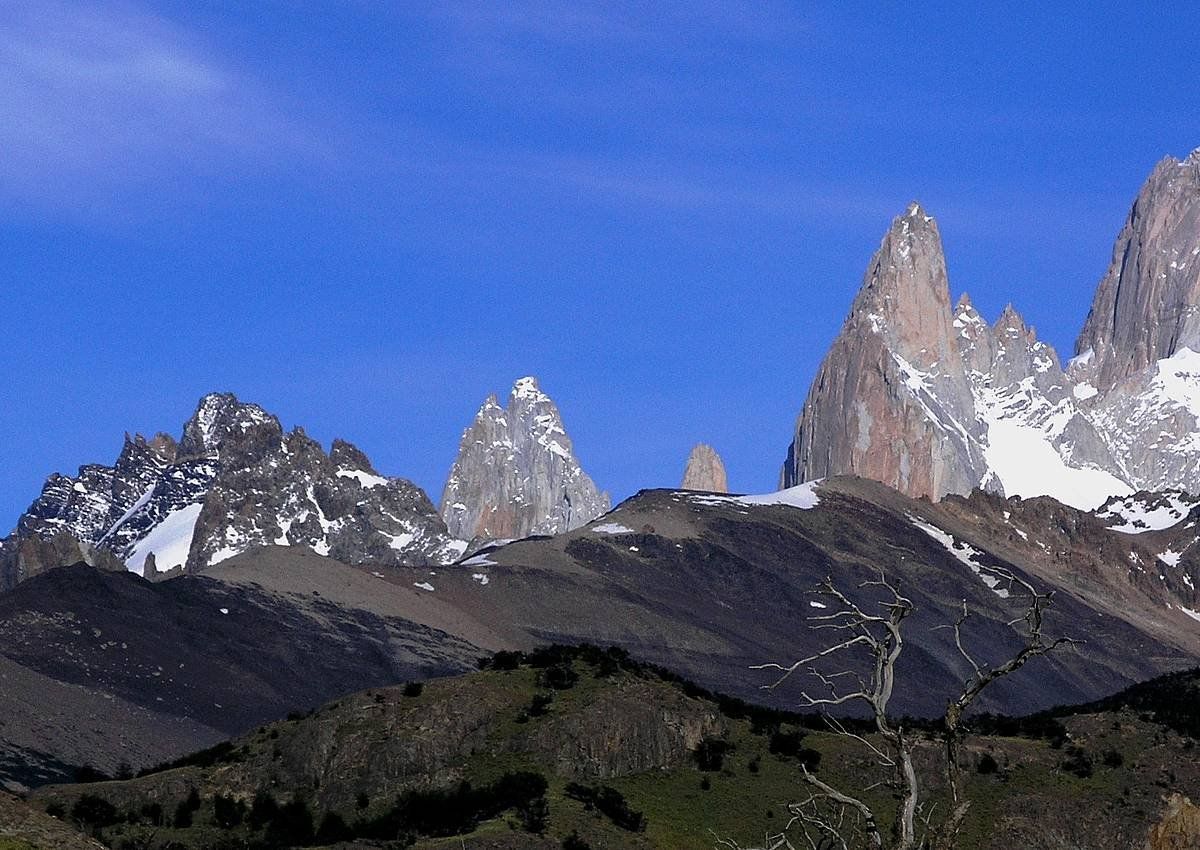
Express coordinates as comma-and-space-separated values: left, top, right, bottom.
782, 200, 1132, 509
3, 392, 462, 585
681, 444, 728, 492
1075, 150, 1200, 391
179, 392, 280, 459
782, 204, 986, 499
441, 377, 610, 541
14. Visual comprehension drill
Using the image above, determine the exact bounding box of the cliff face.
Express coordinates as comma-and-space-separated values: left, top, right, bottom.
783, 203, 986, 499
441, 377, 609, 541
681, 443, 728, 492
782, 203, 1125, 506
1076, 150, 1200, 394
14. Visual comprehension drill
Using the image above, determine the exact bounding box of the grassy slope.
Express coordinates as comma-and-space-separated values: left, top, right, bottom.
25, 653, 1200, 850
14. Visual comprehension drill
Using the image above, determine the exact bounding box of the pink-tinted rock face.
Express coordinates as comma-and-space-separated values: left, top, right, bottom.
681, 444, 728, 493
783, 203, 987, 500
1076, 150, 1200, 394
783, 151, 1200, 506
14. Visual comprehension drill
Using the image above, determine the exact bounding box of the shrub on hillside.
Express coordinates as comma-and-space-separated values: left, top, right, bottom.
694, 736, 732, 771
564, 783, 646, 832
1061, 746, 1093, 779
71, 794, 121, 828
355, 771, 548, 839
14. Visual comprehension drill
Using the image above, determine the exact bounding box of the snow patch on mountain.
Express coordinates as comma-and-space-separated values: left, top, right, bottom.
1152, 348, 1200, 427
683, 481, 822, 510
1096, 492, 1200, 533
909, 515, 1009, 598
98, 484, 157, 545
125, 503, 203, 574
592, 522, 635, 535
981, 419, 1131, 510
336, 468, 389, 488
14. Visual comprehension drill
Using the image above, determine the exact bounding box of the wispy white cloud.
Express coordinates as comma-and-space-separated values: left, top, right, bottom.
0, 2, 324, 210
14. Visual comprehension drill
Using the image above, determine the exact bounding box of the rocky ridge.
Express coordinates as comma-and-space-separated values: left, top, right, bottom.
785, 149, 1200, 508
1, 393, 464, 588
440, 377, 609, 541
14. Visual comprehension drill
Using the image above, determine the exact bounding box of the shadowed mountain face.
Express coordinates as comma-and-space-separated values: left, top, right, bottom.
438, 478, 1197, 719
0, 561, 481, 790
0, 393, 465, 591
3, 477, 1200, 790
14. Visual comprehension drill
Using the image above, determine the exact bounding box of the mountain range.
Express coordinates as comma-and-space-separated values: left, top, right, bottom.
784, 149, 1200, 512
0, 378, 611, 590
6, 472, 1200, 793
8, 150, 1200, 850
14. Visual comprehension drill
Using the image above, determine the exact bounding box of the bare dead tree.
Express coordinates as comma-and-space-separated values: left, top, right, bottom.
929, 567, 1080, 849
719, 566, 1077, 850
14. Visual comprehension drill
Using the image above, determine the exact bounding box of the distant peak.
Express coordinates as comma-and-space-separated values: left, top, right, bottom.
954, 292, 975, 312
330, 438, 377, 474
993, 304, 1034, 341
511, 376, 549, 403
682, 443, 728, 493
886, 202, 938, 248
901, 201, 934, 224
180, 391, 278, 457
195, 391, 239, 414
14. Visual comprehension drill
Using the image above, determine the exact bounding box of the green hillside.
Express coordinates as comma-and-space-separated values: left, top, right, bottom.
23, 648, 1200, 850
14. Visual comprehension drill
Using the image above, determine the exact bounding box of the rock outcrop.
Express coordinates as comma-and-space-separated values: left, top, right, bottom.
783, 203, 986, 499
2, 393, 464, 585
783, 201, 1132, 508
1066, 149, 1200, 495
1146, 793, 1200, 850
681, 443, 728, 492
1076, 149, 1200, 395
0, 531, 125, 591
441, 377, 609, 541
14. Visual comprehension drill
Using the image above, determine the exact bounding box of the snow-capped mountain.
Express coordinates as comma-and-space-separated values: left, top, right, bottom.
1, 393, 464, 588
440, 376, 610, 541
784, 148, 1200, 510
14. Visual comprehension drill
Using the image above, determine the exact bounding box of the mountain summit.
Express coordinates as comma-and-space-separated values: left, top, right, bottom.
1075, 150, 1200, 393
440, 377, 609, 541
1, 393, 462, 589
783, 200, 1131, 509
681, 443, 728, 492
782, 203, 985, 499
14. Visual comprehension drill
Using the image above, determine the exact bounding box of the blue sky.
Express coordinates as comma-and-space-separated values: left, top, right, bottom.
3, 1, 1200, 526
